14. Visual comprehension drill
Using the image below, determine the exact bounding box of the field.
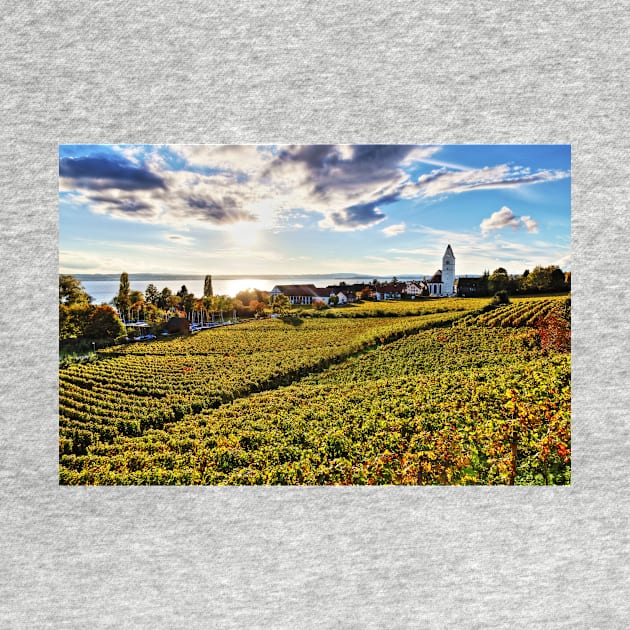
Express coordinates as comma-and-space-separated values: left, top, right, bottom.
59, 296, 570, 485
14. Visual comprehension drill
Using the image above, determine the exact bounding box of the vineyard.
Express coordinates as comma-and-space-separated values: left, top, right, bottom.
59, 296, 570, 485
456, 295, 567, 328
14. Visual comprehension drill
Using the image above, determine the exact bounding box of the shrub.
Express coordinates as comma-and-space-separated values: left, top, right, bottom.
493, 290, 510, 305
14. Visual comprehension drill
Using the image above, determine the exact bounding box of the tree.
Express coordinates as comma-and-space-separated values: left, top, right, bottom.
85, 305, 126, 340
493, 290, 510, 305
167, 295, 182, 312
249, 300, 267, 317
477, 270, 490, 297
235, 289, 255, 307
59, 303, 89, 340
129, 290, 144, 310
115, 272, 131, 315
525, 266, 559, 293
177, 285, 189, 300
550, 267, 566, 291
59, 275, 91, 305
359, 286, 373, 300
203, 275, 214, 297
144, 303, 163, 327
488, 268, 509, 294
328, 295, 339, 306
145, 283, 159, 305
271, 294, 290, 317
157, 287, 172, 310
183, 292, 196, 316
130, 297, 145, 322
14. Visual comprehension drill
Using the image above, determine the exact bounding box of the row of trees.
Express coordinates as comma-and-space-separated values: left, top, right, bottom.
477, 265, 570, 296
360, 266, 570, 298
113, 273, 273, 325
59, 275, 125, 345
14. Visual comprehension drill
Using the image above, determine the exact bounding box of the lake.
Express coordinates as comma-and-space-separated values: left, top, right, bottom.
78, 276, 406, 305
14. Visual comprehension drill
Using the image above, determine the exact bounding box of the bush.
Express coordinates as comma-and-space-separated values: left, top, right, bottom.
493, 290, 510, 305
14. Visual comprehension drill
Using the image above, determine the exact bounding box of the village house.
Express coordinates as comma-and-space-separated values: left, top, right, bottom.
455, 276, 483, 297
374, 283, 405, 301
326, 285, 359, 304
405, 280, 427, 298
270, 284, 333, 305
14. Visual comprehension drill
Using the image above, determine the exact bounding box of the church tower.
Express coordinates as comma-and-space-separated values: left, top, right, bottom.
442, 244, 455, 295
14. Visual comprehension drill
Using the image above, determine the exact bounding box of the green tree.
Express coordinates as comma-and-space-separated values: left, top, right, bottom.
167, 295, 182, 312
59, 303, 89, 340
551, 267, 566, 291
157, 287, 172, 310
203, 275, 214, 297
271, 294, 291, 317
493, 290, 510, 305
59, 275, 91, 305
115, 272, 131, 315
145, 283, 159, 305
526, 266, 554, 292
183, 292, 196, 315
478, 270, 490, 297
488, 268, 509, 294
144, 303, 164, 328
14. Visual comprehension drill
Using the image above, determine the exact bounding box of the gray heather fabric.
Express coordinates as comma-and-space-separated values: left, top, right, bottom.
1, 1, 628, 628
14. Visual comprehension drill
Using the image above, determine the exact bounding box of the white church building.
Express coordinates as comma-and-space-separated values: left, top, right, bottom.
426, 245, 456, 296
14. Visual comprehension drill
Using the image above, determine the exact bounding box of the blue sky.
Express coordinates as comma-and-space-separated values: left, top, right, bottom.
59, 144, 570, 276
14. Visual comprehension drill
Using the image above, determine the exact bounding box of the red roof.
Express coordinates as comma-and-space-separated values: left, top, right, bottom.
378, 284, 403, 293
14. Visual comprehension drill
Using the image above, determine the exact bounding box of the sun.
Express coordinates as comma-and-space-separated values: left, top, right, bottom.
229, 223, 261, 248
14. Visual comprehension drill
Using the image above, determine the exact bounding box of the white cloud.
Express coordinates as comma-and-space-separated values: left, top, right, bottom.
382, 223, 406, 238
521, 215, 539, 233
556, 253, 571, 269
401, 165, 569, 199
480, 206, 539, 235
172, 144, 274, 173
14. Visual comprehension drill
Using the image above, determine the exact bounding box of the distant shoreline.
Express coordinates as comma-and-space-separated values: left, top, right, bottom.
69, 272, 450, 282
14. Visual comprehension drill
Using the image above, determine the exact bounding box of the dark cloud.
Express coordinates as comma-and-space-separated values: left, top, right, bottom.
88, 195, 153, 213
351, 144, 417, 168
264, 145, 415, 230
274, 145, 338, 170
186, 195, 257, 224
325, 200, 387, 230
59, 155, 166, 191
